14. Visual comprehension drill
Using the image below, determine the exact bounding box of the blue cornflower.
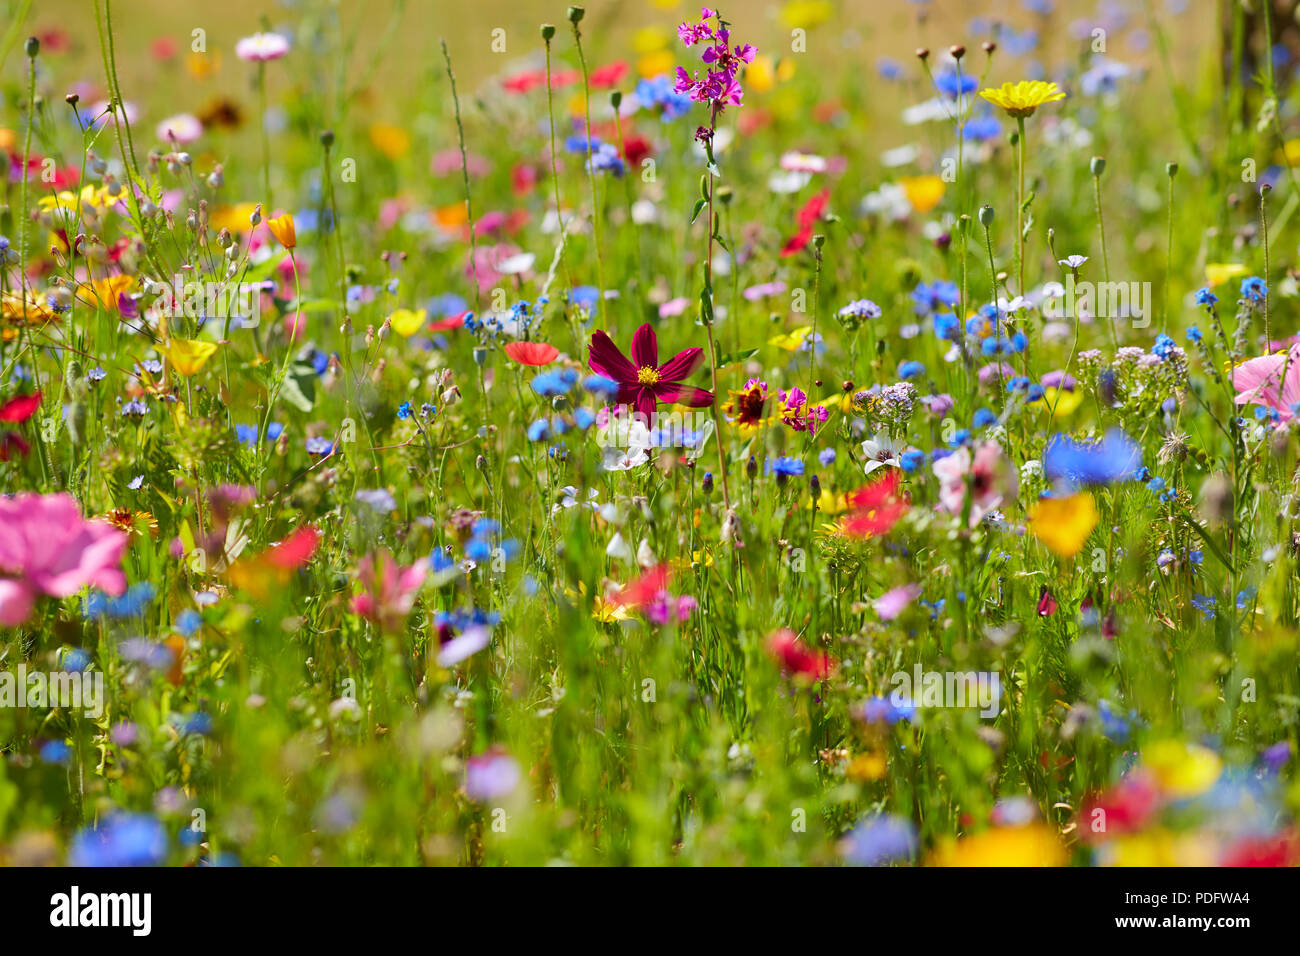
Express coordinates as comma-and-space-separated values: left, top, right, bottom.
843, 814, 918, 867
527, 419, 550, 442
305, 437, 334, 456
1043, 429, 1142, 485
766, 456, 804, 478
972, 408, 997, 428
1190, 593, 1216, 621
818, 448, 837, 467
899, 449, 925, 473
897, 360, 925, 379
69, 814, 167, 867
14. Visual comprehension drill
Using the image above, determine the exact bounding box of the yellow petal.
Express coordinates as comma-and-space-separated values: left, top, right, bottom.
1027, 492, 1097, 558
931, 824, 1067, 867
1038, 386, 1085, 418
769, 324, 812, 351
901, 175, 945, 214
389, 308, 427, 338
1204, 263, 1248, 288
1143, 740, 1223, 799
162, 338, 218, 376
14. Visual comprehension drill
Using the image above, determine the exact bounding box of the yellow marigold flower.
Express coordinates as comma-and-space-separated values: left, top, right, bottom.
388, 308, 427, 338
162, 338, 219, 376
369, 123, 411, 160
900, 174, 945, 213
1027, 491, 1097, 558
979, 80, 1066, 117
1142, 740, 1222, 799
1204, 263, 1248, 288
75, 274, 134, 310
1034, 386, 1085, 418
265, 213, 297, 250
930, 824, 1067, 867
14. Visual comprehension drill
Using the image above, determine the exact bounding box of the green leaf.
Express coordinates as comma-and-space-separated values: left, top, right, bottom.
279, 360, 319, 413
690, 198, 708, 224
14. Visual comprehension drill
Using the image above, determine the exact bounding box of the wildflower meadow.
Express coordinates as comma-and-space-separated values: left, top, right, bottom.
0, 0, 1297, 894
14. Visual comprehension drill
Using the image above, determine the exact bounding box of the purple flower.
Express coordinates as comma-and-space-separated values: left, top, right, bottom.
464, 747, 521, 801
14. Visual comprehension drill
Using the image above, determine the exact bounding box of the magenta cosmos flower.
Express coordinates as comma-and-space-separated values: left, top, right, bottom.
588, 323, 714, 418
0, 492, 129, 626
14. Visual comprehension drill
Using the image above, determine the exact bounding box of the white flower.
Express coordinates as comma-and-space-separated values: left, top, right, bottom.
606, 532, 634, 562
861, 433, 902, 475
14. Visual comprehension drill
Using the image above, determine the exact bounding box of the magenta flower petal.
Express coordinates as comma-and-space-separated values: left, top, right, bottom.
655, 384, 714, 408
588, 330, 637, 382
0, 579, 36, 627
630, 323, 659, 369
656, 347, 705, 383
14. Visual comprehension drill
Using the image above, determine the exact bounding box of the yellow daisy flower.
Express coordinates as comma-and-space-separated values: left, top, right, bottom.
979, 80, 1066, 117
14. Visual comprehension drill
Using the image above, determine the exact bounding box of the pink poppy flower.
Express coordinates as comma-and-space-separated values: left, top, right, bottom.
349, 551, 427, 633
587, 323, 713, 419
0, 493, 129, 626
1232, 345, 1300, 421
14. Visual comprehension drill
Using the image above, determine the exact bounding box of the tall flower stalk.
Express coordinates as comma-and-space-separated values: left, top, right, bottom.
675, 6, 755, 515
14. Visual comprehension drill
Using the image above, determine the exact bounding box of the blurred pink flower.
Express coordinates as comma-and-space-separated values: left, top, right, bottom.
0, 493, 129, 626
1232, 344, 1300, 422
874, 583, 921, 620
349, 551, 426, 632
235, 32, 290, 62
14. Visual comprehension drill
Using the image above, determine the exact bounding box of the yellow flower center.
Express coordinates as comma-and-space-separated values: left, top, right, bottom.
637, 366, 660, 385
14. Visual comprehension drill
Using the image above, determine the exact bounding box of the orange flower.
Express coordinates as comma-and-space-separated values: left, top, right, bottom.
265, 213, 297, 250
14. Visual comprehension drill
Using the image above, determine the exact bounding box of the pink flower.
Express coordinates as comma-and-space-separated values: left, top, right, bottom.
587, 323, 714, 419
235, 32, 290, 62
932, 441, 1015, 526
0, 493, 129, 626
1231, 345, 1300, 422
349, 551, 427, 632
874, 583, 921, 620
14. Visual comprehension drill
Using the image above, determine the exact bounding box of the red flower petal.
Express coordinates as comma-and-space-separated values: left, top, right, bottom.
780, 225, 813, 257
611, 565, 671, 608
656, 347, 705, 383
588, 330, 637, 382
630, 323, 658, 369
0, 391, 41, 423
429, 310, 467, 332
503, 341, 559, 366
266, 526, 320, 570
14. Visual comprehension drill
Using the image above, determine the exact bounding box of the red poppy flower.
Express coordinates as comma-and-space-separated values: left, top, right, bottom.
623, 135, 652, 168
0, 391, 41, 423
503, 341, 559, 366
611, 565, 671, 608
780, 188, 830, 258
767, 628, 835, 680
429, 310, 467, 332
265, 526, 320, 570
587, 323, 713, 418
590, 61, 628, 88
840, 470, 909, 538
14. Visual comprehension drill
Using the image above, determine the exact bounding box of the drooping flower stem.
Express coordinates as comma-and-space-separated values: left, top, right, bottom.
441, 39, 480, 314
571, 15, 608, 317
